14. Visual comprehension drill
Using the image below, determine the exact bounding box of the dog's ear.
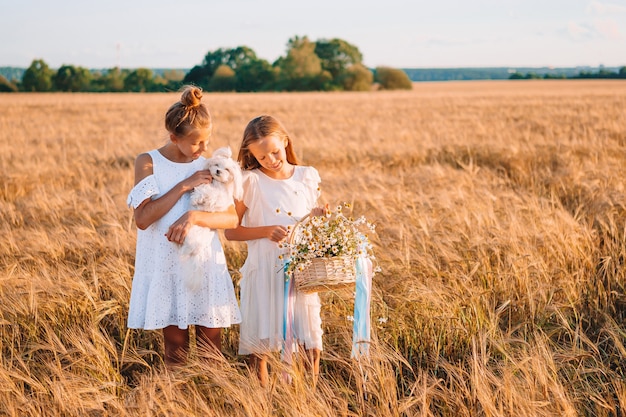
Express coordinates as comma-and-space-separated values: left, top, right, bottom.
227, 159, 244, 201
212, 146, 232, 159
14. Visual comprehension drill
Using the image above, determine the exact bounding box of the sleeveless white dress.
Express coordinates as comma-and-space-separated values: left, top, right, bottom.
238, 166, 323, 355
126, 149, 241, 330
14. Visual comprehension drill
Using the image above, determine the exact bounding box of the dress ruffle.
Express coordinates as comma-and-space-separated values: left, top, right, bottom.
126, 175, 159, 208
241, 171, 259, 210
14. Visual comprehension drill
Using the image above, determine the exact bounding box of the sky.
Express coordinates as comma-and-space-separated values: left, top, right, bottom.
2, 0, 626, 70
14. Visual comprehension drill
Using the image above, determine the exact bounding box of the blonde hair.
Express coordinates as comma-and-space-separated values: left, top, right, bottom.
238, 115, 299, 170
164, 85, 212, 137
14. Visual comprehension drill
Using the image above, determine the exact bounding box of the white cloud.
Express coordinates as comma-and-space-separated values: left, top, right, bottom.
567, 21, 593, 40
586, 1, 626, 15
593, 18, 622, 39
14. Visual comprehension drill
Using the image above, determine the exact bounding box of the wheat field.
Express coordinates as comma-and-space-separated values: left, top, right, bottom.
1, 80, 626, 416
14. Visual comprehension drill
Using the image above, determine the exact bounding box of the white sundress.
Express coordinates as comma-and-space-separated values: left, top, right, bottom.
126, 149, 241, 330
238, 166, 323, 355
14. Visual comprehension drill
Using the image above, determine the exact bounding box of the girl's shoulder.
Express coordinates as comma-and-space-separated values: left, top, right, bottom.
242, 169, 260, 180
135, 149, 159, 165
294, 166, 321, 198
242, 169, 261, 187
295, 165, 321, 183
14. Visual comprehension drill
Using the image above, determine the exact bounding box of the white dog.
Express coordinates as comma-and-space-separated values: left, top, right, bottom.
180, 147, 243, 290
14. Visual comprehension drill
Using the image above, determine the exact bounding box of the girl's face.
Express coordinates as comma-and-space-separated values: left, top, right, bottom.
172, 127, 211, 161
248, 134, 291, 178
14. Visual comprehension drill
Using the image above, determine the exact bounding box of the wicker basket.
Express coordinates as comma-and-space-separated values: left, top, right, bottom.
289, 214, 357, 294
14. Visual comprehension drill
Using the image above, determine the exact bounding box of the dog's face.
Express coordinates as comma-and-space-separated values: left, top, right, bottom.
206, 158, 235, 184
203, 147, 244, 201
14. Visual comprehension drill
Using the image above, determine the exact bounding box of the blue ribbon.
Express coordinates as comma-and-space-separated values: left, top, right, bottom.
351, 254, 372, 359
282, 261, 295, 364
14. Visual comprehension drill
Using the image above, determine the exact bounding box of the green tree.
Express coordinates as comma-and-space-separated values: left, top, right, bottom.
162, 69, 185, 90
208, 64, 236, 91
22, 59, 53, 92
374, 67, 412, 90
91, 67, 126, 92
184, 46, 259, 89
340, 64, 373, 91
276, 36, 329, 91
543, 73, 566, 79
0, 75, 18, 92
54, 65, 92, 92
183, 65, 211, 89
203, 47, 257, 72
150, 75, 170, 92
124, 68, 154, 92
235, 58, 275, 92
314, 38, 363, 88
103, 67, 126, 92
163, 69, 185, 83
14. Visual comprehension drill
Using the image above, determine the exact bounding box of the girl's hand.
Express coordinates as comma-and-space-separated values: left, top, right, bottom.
267, 225, 289, 243
181, 169, 213, 192
166, 211, 196, 244
310, 203, 330, 217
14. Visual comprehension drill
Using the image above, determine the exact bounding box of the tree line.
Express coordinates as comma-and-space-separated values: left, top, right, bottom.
509, 66, 626, 80
0, 36, 413, 93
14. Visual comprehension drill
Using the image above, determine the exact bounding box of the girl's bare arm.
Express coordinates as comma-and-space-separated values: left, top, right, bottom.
166, 205, 239, 244
224, 200, 289, 242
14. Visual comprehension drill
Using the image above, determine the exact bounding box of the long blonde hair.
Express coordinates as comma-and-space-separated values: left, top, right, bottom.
237, 115, 299, 170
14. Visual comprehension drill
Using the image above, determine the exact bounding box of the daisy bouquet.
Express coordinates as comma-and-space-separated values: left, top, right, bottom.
284, 203, 378, 291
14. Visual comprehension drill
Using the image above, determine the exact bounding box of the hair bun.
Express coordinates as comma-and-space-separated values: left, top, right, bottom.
180, 86, 203, 108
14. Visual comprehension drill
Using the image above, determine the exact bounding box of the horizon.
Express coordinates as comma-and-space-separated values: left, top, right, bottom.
1, 64, 621, 72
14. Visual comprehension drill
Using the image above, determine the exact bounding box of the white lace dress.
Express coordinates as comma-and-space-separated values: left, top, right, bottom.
238, 166, 323, 355
126, 149, 241, 330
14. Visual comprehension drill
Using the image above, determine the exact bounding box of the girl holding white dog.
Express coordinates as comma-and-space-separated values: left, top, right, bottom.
225, 115, 326, 387
126, 85, 241, 367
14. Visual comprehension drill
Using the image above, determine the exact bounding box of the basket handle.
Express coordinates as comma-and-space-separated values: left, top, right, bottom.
288, 213, 310, 245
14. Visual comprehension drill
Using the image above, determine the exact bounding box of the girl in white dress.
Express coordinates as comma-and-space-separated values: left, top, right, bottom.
126, 85, 241, 367
225, 115, 325, 387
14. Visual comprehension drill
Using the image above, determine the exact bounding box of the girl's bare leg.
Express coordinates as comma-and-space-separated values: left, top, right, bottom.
250, 354, 269, 388
196, 326, 222, 354
163, 325, 189, 367
305, 348, 321, 388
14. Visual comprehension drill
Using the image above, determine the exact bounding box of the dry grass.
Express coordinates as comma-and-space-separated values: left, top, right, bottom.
1, 80, 626, 416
